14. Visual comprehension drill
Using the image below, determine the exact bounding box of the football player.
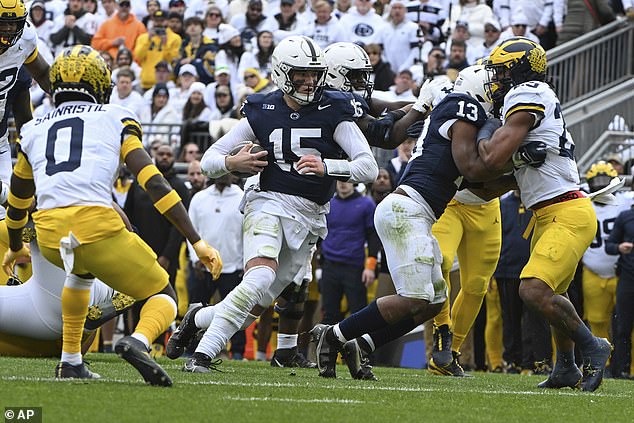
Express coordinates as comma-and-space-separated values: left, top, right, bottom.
0, 0, 50, 199
582, 162, 632, 341
2, 45, 222, 385
477, 37, 611, 392
169, 35, 378, 373
311, 65, 515, 378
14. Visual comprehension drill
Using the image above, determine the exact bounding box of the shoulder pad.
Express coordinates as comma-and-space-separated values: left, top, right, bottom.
434, 93, 487, 127
320, 90, 364, 119
504, 84, 547, 121
21, 22, 37, 43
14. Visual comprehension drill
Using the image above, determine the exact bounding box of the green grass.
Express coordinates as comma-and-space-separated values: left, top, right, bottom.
0, 354, 632, 423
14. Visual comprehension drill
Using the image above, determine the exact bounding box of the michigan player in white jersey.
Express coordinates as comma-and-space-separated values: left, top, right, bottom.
168, 36, 378, 373
0, 1, 50, 201
2, 45, 222, 385
582, 162, 633, 341
478, 37, 612, 391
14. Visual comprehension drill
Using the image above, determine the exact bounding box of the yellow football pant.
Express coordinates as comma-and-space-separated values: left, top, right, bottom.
432, 198, 501, 352
485, 278, 504, 370
582, 267, 617, 340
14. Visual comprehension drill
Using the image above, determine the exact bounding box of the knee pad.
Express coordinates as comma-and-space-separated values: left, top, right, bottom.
274, 279, 309, 319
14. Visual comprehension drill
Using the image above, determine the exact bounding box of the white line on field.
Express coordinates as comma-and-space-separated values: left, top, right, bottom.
1, 375, 629, 399
222, 396, 364, 404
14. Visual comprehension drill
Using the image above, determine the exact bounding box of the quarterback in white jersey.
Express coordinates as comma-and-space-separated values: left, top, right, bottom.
0, 1, 50, 212
478, 37, 611, 392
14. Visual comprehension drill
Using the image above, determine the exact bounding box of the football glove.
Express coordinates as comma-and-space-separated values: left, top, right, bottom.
512, 141, 548, 169
193, 240, 223, 280
366, 111, 399, 145
2, 244, 30, 277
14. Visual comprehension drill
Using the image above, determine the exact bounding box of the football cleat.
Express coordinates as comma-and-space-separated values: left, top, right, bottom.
581, 337, 613, 392
85, 292, 135, 330
166, 303, 204, 359
342, 339, 377, 381
429, 351, 473, 377
55, 361, 101, 380
431, 324, 453, 368
182, 353, 223, 373
115, 336, 172, 387
270, 347, 317, 368
537, 364, 582, 389
310, 324, 341, 378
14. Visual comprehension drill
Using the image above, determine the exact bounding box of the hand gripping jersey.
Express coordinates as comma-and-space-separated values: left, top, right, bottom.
400, 92, 487, 218
0, 22, 38, 140
502, 81, 580, 208
242, 89, 363, 205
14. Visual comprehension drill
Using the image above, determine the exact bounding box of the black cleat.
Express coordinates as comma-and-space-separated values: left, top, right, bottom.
342, 339, 377, 381
182, 352, 223, 373
270, 347, 317, 368
429, 351, 473, 377
166, 303, 204, 359
115, 336, 172, 387
310, 324, 341, 378
55, 362, 101, 380
537, 365, 582, 389
85, 292, 135, 331
581, 337, 613, 392
431, 324, 453, 368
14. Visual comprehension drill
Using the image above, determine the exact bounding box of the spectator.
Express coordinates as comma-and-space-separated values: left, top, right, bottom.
405, 0, 449, 44
364, 43, 395, 91
177, 16, 219, 85
91, 0, 147, 61
143, 61, 177, 104
98, 0, 118, 21
185, 0, 230, 20
270, 0, 302, 43
180, 145, 203, 166
135, 10, 182, 90
109, 66, 145, 116
375, 70, 417, 101
241, 68, 276, 94
168, 11, 185, 37
202, 6, 235, 44
215, 26, 247, 89
99, 50, 114, 70
186, 161, 206, 199
303, 0, 348, 49
170, 64, 200, 116
320, 181, 380, 324
238, 30, 275, 78
209, 85, 235, 121
230, 0, 271, 22
378, 0, 419, 73
142, 0, 161, 29
446, 0, 494, 47
183, 82, 213, 122
111, 47, 142, 86
186, 173, 247, 360
339, 0, 385, 45
203, 65, 237, 111
50, 0, 99, 55
336, 0, 353, 16
499, 9, 541, 44
29, 1, 55, 45
83, 0, 99, 15
470, 18, 501, 62
445, 22, 477, 66
385, 138, 414, 185
168, 0, 186, 16
139, 83, 180, 148
446, 39, 470, 72
230, 0, 276, 47
605, 206, 634, 379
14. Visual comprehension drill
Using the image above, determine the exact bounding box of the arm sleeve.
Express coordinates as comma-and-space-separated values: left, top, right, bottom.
186, 195, 200, 264
200, 118, 258, 178
333, 120, 379, 184
365, 200, 380, 258
605, 213, 625, 255
160, 180, 190, 259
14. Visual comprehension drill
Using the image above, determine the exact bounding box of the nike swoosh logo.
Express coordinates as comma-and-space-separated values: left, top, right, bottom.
0, 149, 8, 155
317, 104, 331, 110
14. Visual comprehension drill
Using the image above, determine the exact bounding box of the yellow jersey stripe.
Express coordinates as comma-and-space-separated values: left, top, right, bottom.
505, 103, 546, 120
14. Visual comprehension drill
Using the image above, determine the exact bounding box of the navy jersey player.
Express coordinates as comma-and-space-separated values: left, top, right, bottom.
174, 36, 378, 373
311, 66, 508, 378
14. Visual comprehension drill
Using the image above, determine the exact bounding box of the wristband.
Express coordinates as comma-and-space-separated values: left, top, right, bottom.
365, 257, 377, 271
323, 159, 351, 178
154, 190, 181, 214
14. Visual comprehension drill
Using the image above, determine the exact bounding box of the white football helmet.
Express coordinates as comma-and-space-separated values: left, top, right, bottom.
452, 65, 493, 115
271, 36, 327, 105
323, 42, 374, 100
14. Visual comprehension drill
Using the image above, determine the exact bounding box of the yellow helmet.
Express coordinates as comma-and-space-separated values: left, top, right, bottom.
0, 0, 27, 50
484, 37, 547, 114
50, 45, 112, 106
586, 161, 618, 193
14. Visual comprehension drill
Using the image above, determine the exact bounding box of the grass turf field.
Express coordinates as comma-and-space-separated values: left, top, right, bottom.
0, 354, 632, 423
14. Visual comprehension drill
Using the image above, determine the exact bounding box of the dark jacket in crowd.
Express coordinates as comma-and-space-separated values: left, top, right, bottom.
494, 193, 532, 279
605, 208, 634, 285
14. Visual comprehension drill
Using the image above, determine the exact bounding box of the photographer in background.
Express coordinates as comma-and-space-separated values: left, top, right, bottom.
135, 10, 183, 91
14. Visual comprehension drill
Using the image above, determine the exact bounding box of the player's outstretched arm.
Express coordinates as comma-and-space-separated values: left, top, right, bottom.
451, 120, 506, 182
200, 119, 267, 178
122, 134, 223, 279
478, 111, 534, 171
25, 53, 51, 94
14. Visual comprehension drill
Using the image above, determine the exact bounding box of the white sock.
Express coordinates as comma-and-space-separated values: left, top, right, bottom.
256, 351, 268, 361
131, 333, 150, 349
277, 333, 298, 350
332, 324, 348, 343
194, 304, 217, 329
361, 334, 376, 352
60, 352, 82, 366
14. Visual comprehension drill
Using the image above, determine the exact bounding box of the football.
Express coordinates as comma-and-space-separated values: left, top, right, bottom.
228, 142, 266, 178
